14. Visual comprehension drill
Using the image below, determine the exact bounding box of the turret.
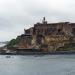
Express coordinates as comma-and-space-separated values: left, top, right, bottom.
42, 17, 47, 24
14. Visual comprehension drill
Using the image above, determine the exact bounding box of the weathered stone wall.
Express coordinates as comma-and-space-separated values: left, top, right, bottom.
14, 18, 75, 52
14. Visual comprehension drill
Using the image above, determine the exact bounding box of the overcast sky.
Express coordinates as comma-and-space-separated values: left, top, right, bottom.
0, 0, 75, 41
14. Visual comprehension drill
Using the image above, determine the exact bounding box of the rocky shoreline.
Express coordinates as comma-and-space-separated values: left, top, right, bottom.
0, 50, 75, 55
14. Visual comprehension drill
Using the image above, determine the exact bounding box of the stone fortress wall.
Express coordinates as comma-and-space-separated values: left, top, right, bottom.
17, 17, 75, 52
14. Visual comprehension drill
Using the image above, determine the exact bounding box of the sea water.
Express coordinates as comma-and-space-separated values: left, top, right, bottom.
0, 55, 75, 75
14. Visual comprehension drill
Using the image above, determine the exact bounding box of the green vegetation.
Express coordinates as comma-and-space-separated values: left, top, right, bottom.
7, 39, 17, 49
57, 43, 75, 51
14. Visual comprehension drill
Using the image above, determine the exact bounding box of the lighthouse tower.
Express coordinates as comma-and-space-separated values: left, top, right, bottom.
42, 17, 47, 24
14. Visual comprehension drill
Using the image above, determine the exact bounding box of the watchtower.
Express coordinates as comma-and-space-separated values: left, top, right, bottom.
42, 17, 47, 24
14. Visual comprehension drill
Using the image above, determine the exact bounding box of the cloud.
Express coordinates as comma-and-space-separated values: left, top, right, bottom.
0, 0, 75, 41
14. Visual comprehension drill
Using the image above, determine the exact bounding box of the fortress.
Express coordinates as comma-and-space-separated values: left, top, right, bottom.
25, 17, 75, 36
13, 17, 75, 52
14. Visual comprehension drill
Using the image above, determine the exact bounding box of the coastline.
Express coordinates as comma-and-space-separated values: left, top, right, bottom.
1, 51, 75, 55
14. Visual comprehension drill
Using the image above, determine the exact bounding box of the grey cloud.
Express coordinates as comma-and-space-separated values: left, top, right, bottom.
0, 0, 75, 41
